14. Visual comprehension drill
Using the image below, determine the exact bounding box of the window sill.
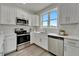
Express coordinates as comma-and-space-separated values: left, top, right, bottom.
41, 26, 58, 29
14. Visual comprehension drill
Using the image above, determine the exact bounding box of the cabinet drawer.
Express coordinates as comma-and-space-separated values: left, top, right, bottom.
0, 45, 3, 53
64, 39, 79, 47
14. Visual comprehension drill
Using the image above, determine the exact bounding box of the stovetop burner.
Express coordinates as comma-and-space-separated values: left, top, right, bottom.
15, 28, 27, 35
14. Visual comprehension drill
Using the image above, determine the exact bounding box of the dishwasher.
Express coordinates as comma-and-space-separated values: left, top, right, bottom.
48, 35, 64, 56
64, 39, 79, 56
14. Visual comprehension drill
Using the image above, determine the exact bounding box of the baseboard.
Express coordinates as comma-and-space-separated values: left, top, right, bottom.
48, 52, 56, 56
4, 50, 17, 56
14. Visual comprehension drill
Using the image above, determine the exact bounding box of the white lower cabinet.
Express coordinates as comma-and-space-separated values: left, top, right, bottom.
30, 32, 48, 50
0, 46, 4, 56
30, 32, 40, 45
41, 38, 48, 50
0, 34, 4, 56
35, 34, 41, 46
30, 32, 35, 44
4, 34, 16, 54
64, 39, 79, 56
40, 34, 48, 50
48, 36, 64, 56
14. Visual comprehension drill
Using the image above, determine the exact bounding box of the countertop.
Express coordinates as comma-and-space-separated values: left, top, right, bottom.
30, 32, 79, 40
48, 33, 79, 41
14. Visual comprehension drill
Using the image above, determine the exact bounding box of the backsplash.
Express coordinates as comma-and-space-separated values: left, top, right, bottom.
0, 24, 30, 35
60, 24, 79, 36
0, 24, 79, 36
31, 26, 59, 34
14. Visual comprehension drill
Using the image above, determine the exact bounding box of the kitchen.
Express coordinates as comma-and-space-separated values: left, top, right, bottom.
0, 3, 79, 56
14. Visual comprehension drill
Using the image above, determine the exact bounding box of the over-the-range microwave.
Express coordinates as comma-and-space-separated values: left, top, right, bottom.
16, 17, 29, 26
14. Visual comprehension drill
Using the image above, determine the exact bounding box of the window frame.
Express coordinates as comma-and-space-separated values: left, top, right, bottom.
49, 9, 58, 27
41, 8, 58, 28
41, 13, 49, 27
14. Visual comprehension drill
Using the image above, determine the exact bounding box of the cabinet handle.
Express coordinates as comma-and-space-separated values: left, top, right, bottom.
68, 41, 77, 45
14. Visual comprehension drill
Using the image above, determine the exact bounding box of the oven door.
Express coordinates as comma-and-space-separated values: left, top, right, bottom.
17, 35, 30, 45
17, 36, 24, 45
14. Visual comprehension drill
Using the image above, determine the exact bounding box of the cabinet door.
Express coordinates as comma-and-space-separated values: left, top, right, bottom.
31, 15, 39, 26
48, 37, 58, 55
30, 33, 35, 44
16, 8, 27, 19
4, 36, 16, 54
0, 5, 16, 25
28, 14, 32, 26
35, 15, 39, 26
30, 33, 40, 45
64, 45, 79, 56
0, 41, 4, 55
9, 7, 16, 24
34, 33, 40, 46
31, 15, 35, 26
0, 6, 10, 24
16, 8, 22, 18
41, 34, 48, 50
64, 39, 79, 56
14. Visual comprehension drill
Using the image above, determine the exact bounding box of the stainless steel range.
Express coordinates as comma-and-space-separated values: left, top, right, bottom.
15, 28, 30, 45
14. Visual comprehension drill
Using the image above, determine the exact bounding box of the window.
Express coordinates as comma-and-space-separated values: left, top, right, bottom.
42, 14, 48, 26
41, 9, 58, 27
50, 10, 58, 26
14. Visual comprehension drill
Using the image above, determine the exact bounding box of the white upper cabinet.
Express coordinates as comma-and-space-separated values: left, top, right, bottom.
16, 8, 27, 19
31, 15, 39, 26
59, 4, 79, 24
0, 5, 30, 25
0, 5, 39, 26
27, 14, 32, 26
0, 5, 16, 25
35, 15, 40, 26
9, 6, 16, 24
0, 5, 9, 24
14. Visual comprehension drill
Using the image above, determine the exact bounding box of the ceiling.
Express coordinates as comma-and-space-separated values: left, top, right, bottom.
20, 3, 52, 13
3, 3, 52, 13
